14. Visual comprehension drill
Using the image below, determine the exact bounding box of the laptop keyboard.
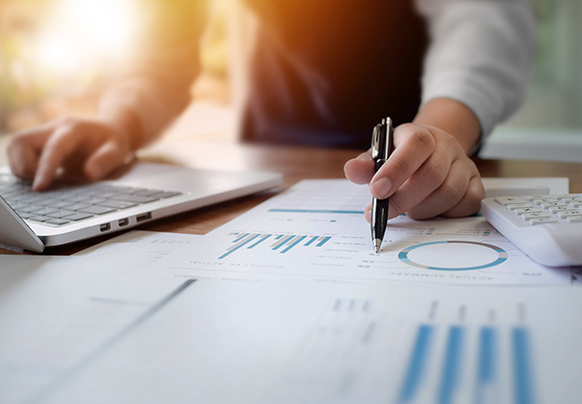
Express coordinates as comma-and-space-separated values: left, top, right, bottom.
0, 176, 183, 226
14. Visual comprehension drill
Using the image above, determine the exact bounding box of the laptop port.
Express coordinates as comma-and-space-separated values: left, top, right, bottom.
136, 212, 152, 223
118, 218, 129, 227
99, 223, 111, 232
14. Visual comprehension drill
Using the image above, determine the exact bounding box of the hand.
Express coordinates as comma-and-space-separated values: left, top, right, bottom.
7, 117, 133, 191
344, 123, 485, 221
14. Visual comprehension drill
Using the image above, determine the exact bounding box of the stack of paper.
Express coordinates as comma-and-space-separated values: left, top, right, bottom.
1, 178, 580, 404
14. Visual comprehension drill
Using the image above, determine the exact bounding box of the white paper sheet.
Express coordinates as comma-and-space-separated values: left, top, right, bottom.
0, 254, 188, 404
36, 279, 582, 404
150, 180, 577, 286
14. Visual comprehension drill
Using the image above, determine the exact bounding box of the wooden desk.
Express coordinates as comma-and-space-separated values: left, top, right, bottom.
1, 141, 581, 255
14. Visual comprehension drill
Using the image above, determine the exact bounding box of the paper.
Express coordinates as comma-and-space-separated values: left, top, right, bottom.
150, 180, 577, 285
73, 230, 202, 255
36, 279, 582, 404
0, 254, 188, 404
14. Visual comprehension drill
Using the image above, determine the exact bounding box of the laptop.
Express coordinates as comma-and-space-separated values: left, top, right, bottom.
0, 162, 282, 252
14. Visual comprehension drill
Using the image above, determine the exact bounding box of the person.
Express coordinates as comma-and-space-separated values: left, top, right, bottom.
6, 0, 536, 222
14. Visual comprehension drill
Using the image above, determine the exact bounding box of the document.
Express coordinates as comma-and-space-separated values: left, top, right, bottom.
150, 180, 577, 286
0, 254, 189, 404
37, 279, 582, 404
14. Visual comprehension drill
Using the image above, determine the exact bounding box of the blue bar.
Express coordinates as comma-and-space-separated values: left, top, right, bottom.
272, 235, 294, 250
268, 209, 364, 214
218, 234, 261, 259
304, 236, 319, 246
281, 235, 307, 254
437, 326, 465, 404
475, 327, 497, 404
398, 325, 434, 404
316, 236, 332, 247
248, 234, 272, 249
512, 327, 535, 404
275, 235, 283, 240
232, 233, 249, 243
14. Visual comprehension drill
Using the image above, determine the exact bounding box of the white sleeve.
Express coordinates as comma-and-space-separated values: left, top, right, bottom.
415, 0, 537, 139
99, 0, 207, 143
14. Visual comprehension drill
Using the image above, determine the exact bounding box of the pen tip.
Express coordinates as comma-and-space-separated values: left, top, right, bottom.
373, 239, 382, 254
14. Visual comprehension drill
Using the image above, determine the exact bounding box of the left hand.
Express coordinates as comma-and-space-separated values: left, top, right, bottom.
344, 122, 485, 222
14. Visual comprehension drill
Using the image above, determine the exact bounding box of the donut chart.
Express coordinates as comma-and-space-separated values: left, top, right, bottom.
398, 241, 508, 271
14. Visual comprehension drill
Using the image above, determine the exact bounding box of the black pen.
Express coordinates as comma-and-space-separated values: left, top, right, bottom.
371, 117, 394, 253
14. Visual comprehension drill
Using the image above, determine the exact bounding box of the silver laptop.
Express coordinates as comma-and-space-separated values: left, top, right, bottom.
0, 162, 282, 252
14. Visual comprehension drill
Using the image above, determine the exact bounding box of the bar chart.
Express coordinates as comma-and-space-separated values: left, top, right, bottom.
397, 324, 534, 404
218, 232, 333, 259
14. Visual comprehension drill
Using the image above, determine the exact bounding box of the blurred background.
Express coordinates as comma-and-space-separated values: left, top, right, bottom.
0, 0, 580, 161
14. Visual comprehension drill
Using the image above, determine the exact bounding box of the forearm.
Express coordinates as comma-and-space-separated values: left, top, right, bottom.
98, 0, 207, 149
416, 0, 537, 139
413, 97, 481, 154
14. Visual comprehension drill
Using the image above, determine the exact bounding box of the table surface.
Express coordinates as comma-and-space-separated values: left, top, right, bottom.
1, 141, 582, 255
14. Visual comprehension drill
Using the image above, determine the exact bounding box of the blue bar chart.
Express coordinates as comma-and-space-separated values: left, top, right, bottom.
397, 322, 535, 404
218, 232, 333, 259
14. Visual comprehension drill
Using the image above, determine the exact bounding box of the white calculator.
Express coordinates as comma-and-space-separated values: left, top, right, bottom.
481, 194, 582, 267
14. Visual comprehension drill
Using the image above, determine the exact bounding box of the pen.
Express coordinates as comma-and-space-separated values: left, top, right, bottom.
371, 117, 394, 253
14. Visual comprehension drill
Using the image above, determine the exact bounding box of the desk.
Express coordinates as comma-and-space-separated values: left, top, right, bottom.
1, 141, 581, 255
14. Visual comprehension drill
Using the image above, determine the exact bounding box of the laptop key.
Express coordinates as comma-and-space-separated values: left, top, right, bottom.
66, 203, 91, 211
48, 209, 77, 218
79, 205, 117, 215
44, 200, 76, 209
63, 212, 95, 221
28, 215, 52, 222
98, 200, 138, 209
30, 207, 61, 216
150, 191, 182, 199
45, 218, 71, 225
16, 212, 34, 219
111, 194, 159, 203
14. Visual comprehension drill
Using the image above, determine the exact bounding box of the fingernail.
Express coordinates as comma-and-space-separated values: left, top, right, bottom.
372, 178, 392, 199
356, 154, 372, 161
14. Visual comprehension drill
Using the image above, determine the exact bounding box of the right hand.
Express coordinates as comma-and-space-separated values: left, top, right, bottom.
7, 117, 133, 191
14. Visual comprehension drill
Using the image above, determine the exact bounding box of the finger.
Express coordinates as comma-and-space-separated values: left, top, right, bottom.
344, 150, 375, 185
405, 159, 473, 220
441, 175, 485, 218
33, 126, 88, 191
6, 127, 54, 179
84, 141, 127, 181
370, 124, 435, 200
364, 203, 372, 223
383, 147, 453, 218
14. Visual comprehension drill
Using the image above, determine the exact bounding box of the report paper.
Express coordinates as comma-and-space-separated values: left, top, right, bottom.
0, 254, 188, 404
38, 279, 582, 404
151, 180, 578, 285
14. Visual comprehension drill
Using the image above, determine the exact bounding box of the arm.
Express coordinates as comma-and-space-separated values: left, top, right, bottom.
8, 0, 207, 190
345, 0, 537, 220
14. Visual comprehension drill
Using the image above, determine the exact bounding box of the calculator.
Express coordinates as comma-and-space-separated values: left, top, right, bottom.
481, 194, 582, 267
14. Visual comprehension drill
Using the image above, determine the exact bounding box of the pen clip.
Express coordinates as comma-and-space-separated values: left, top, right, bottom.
371, 117, 393, 161
371, 124, 382, 160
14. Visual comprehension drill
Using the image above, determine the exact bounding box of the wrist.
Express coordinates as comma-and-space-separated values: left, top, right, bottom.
97, 107, 143, 152
413, 98, 481, 154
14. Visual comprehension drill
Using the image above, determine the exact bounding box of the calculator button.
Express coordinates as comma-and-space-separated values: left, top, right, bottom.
506, 204, 535, 210
532, 198, 554, 205
548, 206, 574, 214
529, 218, 558, 225
514, 208, 541, 215
523, 195, 550, 201
494, 197, 526, 205
566, 216, 582, 223
549, 194, 571, 199
557, 210, 582, 219
521, 212, 550, 220
540, 202, 567, 209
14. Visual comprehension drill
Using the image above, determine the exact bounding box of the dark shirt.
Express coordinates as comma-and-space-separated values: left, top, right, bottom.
242, 0, 427, 149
